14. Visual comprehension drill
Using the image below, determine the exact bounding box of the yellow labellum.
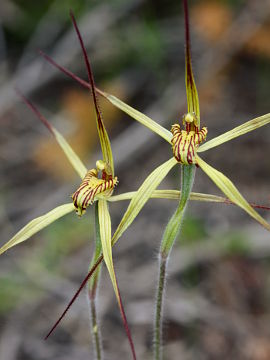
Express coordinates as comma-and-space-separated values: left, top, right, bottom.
72, 166, 118, 216
0, 203, 74, 255
196, 156, 270, 231
171, 124, 207, 164
198, 113, 270, 153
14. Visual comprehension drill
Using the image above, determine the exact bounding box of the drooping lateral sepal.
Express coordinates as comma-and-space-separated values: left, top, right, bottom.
98, 199, 137, 359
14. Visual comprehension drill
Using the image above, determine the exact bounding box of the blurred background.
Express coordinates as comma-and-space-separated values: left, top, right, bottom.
1, 0, 270, 359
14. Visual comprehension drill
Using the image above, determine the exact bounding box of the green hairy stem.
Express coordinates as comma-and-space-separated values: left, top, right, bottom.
154, 165, 195, 360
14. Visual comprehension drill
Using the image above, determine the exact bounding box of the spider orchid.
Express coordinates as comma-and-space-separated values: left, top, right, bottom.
96, 2, 270, 353
105, 1, 270, 356
0, 10, 243, 350
38, 10, 270, 235
2, 3, 270, 358
98, 10, 270, 236
35, 4, 270, 353
0, 12, 140, 360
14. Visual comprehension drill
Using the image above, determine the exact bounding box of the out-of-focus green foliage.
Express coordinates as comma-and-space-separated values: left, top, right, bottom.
180, 215, 207, 244
222, 231, 251, 256
0, 275, 40, 312
41, 213, 93, 270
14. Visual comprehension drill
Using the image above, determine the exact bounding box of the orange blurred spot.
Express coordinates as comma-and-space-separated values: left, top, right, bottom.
245, 24, 270, 58
191, 1, 232, 42
34, 82, 125, 181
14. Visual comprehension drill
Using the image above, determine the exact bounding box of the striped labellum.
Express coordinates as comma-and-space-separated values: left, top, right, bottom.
72, 161, 118, 216
171, 113, 207, 165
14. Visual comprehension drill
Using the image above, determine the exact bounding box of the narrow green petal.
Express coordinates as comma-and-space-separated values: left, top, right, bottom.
69, 12, 114, 176
196, 156, 270, 231
98, 200, 119, 302
0, 203, 74, 255
54, 128, 88, 179
109, 190, 226, 203
198, 113, 270, 153
111, 157, 177, 247
16, 90, 87, 179
97, 89, 172, 144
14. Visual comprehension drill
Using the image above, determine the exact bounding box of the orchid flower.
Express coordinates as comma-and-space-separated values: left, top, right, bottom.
99, 17, 270, 233
0, 12, 140, 360
38, 22, 270, 236
2, 3, 270, 358
99, 3, 270, 355
40, 2, 270, 358
32, 4, 270, 355
0, 10, 229, 359
3, 9, 262, 298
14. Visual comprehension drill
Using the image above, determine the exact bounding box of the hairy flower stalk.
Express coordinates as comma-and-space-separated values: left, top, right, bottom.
154, 1, 205, 357
37, 4, 270, 356
1, 11, 239, 355
0, 11, 139, 359
3, 2, 270, 359
63, 12, 136, 360
154, 104, 206, 359
155, 165, 195, 360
